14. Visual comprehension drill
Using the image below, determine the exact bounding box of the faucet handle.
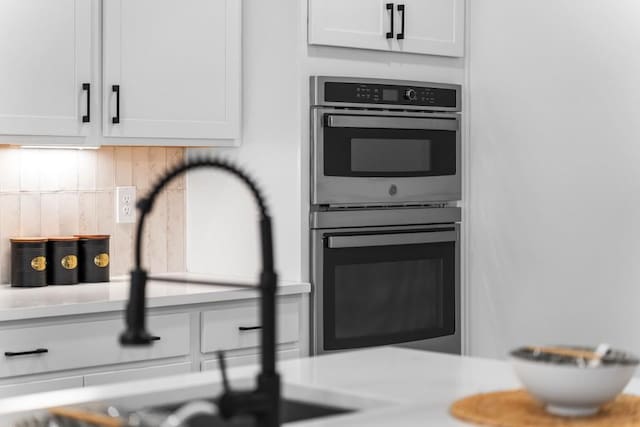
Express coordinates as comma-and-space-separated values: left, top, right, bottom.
217, 350, 231, 393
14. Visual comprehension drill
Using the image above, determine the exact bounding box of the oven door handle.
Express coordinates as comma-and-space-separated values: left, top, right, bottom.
325, 115, 458, 131
327, 230, 457, 248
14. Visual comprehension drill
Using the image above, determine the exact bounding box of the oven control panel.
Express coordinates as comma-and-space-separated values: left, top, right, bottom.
323, 81, 458, 109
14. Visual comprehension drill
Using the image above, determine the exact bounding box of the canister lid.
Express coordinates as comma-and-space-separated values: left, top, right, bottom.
10, 237, 47, 243
47, 236, 80, 242
73, 234, 110, 240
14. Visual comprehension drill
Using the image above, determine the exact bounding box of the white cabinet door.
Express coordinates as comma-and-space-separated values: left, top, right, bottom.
201, 349, 300, 371
201, 298, 300, 354
308, 0, 393, 52
308, 0, 464, 57
0, 0, 93, 136
0, 376, 83, 398
395, 0, 464, 57
84, 362, 191, 387
0, 313, 190, 378
103, 0, 241, 140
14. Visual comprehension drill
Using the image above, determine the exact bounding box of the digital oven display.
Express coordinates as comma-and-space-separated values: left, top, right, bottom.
382, 89, 398, 102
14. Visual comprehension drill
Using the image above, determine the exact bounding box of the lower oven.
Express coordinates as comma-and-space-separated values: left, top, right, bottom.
310, 207, 461, 355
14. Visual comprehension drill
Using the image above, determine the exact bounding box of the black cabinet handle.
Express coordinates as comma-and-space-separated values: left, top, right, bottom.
5, 348, 48, 357
112, 84, 120, 124
82, 83, 90, 123
385, 3, 394, 39
397, 4, 405, 40
238, 326, 262, 332
150, 336, 161, 341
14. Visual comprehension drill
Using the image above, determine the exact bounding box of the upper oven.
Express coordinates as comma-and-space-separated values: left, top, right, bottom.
311, 76, 462, 206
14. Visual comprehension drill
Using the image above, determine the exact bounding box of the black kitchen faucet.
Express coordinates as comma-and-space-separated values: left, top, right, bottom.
119, 158, 281, 427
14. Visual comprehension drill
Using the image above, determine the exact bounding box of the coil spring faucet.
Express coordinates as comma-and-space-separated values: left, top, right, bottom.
119, 158, 281, 427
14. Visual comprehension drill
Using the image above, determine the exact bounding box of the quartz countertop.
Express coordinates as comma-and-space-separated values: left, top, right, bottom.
5, 346, 638, 425
0, 273, 310, 322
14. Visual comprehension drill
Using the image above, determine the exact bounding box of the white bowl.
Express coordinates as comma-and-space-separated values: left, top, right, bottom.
510, 347, 638, 416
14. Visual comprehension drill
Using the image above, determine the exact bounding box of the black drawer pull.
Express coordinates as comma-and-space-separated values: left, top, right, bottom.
397, 4, 406, 40
385, 3, 394, 39
238, 326, 262, 332
82, 83, 90, 123
5, 348, 48, 357
112, 84, 120, 124
150, 336, 161, 341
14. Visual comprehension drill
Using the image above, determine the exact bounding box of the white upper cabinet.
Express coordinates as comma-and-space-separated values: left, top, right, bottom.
308, 0, 395, 52
308, 0, 464, 57
102, 0, 241, 141
0, 0, 240, 146
395, 0, 464, 57
0, 0, 94, 137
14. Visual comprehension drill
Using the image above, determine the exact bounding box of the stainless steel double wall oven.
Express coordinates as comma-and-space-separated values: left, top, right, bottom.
310, 76, 462, 355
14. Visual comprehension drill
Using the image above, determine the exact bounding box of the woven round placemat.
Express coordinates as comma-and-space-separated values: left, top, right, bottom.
450, 389, 640, 426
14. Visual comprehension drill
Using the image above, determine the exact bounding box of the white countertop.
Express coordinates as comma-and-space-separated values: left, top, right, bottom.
0, 273, 310, 321
5, 346, 638, 425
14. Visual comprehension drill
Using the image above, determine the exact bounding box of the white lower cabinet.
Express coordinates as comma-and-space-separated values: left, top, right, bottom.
84, 362, 192, 387
0, 376, 83, 399
201, 349, 300, 372
0, 313, 190, 378
201, 298, 300, 353
0, 294, 306, 396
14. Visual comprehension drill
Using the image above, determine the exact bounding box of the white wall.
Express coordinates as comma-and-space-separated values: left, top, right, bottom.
186, 0, 302, 282
468, 0, 640, 358
186, 0, 465, 283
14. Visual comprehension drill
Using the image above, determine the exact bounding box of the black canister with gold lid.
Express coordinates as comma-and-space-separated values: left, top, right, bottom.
46, 236, 79, 285
75, 234, 110, 283
10, 237, 47, 287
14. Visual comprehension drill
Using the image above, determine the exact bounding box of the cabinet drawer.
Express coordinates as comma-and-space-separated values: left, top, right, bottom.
201, 348, 300, 371
84, 362, 192, 387
0, 375, 83, 398
0, 313, 189, 378
201, 298, 299, 353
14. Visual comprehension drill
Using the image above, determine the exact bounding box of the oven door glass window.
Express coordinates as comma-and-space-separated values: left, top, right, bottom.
323, 115, 457, 178
323, 236, 456, 351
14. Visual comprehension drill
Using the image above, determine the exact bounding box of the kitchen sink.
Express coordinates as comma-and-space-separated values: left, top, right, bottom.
149, 398, 355, 426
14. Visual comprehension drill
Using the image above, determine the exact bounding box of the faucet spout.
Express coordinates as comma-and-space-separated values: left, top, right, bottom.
120, 157, 280, 427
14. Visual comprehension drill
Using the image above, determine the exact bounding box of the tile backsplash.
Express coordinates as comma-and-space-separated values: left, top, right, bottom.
0, 146, 186, 284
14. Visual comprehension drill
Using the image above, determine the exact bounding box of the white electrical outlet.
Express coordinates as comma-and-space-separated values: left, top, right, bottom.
116, 186, 136, 224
